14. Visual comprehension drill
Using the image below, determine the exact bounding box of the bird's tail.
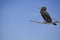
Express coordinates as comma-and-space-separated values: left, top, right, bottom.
53, 23, 57, 25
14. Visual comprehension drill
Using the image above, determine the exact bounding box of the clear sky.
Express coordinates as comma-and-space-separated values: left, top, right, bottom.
0, 0, 60, 40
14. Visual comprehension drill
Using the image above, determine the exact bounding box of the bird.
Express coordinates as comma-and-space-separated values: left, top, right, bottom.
40, 6, 57, 25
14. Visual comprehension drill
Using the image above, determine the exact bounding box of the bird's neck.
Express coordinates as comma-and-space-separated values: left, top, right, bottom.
40, 10, 46, 14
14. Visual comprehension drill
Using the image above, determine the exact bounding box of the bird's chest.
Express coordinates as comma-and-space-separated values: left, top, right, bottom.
41, 10, 46, 14
41, 13, 51, 22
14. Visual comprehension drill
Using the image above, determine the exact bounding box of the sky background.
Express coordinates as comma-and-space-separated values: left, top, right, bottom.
0, 0, 60, 40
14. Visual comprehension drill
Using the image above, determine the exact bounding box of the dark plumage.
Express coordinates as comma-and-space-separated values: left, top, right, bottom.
40, 7, 57, 25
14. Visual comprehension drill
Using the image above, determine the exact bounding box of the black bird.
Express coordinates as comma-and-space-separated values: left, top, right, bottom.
40, 7, 57, 25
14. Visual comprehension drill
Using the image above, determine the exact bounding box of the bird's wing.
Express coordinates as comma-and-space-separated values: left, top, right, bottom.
31, 20, 60, 24
31, 20, 51, 24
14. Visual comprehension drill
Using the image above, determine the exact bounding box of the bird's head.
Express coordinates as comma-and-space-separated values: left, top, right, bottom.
41, 7, 47, 10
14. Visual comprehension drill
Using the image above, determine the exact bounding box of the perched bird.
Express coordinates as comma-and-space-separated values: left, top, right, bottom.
40, 7, 57, 25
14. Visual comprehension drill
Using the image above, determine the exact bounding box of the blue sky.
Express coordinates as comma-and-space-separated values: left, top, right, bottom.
0, 0, 60, 40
